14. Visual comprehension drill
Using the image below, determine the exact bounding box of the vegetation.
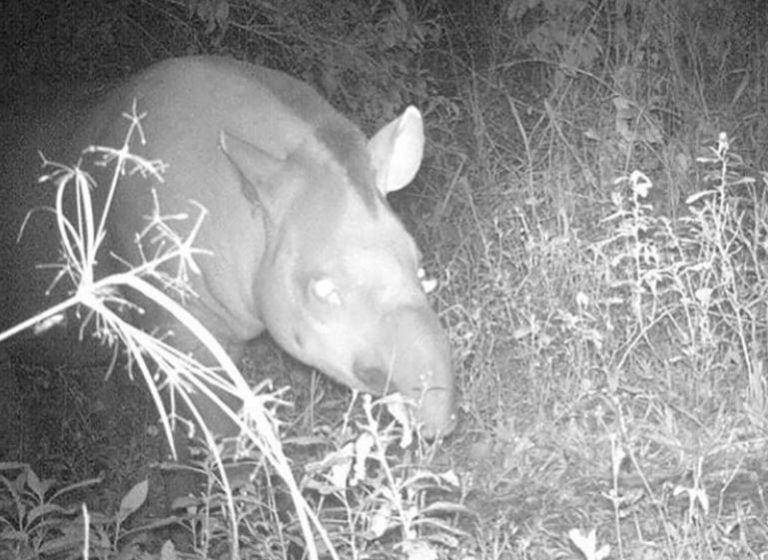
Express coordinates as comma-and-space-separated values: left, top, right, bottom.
1, 0, 767, 558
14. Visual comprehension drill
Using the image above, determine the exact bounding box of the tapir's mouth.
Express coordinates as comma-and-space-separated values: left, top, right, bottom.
429, 413, 458, 438
353, 365, 391, 395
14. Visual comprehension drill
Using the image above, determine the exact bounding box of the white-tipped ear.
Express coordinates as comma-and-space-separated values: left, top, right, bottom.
368, 106, 424, 195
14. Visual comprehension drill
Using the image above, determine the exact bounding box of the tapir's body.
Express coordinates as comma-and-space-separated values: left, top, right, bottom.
0, 56, 456, 452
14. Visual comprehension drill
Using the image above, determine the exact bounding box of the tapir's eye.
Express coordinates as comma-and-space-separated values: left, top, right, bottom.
311, 277, 342, 306
417, 267, 438, 294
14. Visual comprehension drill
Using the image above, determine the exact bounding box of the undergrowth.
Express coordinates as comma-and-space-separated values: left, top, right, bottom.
446, 132, 768, 558
3, 0, 768, 558
4, 129, 765, 559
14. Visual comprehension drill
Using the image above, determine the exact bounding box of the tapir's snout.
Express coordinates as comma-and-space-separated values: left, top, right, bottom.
355, 363, 457, 438
353, 304, 457, 438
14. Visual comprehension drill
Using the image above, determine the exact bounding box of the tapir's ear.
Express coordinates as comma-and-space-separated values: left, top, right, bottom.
368, 106, 424, 195
219, 130, 284, 214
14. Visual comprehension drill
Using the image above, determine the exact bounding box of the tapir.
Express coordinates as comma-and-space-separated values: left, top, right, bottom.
0, 56, 456, 463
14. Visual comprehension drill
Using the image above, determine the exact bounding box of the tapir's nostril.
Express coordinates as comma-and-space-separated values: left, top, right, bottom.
293, 331, 305, 351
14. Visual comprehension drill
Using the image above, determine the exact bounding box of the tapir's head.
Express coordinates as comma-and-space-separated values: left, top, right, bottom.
220, 107, 456, 438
